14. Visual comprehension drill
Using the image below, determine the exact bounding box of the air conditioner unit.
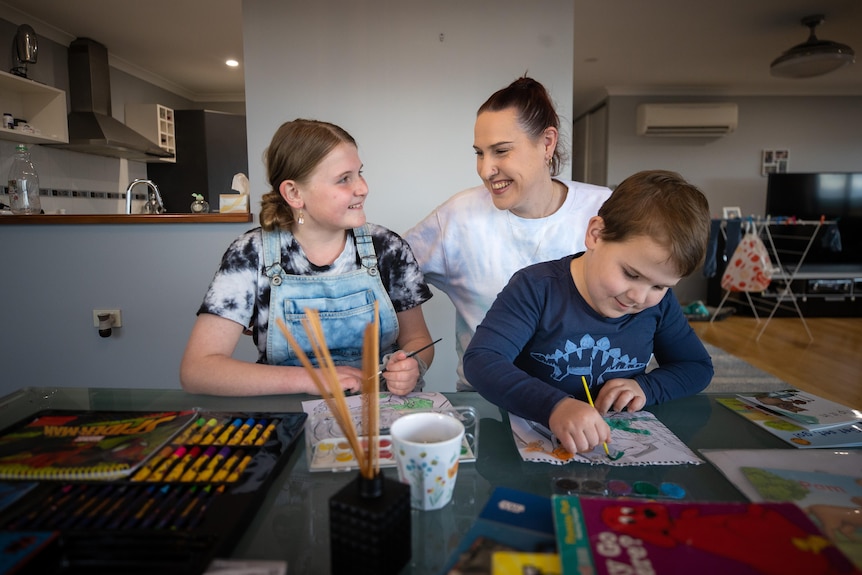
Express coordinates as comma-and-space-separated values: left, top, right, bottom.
636, 103, 738, 137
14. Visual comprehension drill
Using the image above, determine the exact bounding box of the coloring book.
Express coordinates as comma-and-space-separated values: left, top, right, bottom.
736, 389, 862, 430
552, 495, 859, 575
717, 397, 862, 448
0, 409, 197, 480
508, 411, 703, 466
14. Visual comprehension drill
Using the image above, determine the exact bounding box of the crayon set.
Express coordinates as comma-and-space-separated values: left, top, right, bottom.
0, 410, 308, 575
132, 413, 279, 484
5, 482, 224, 532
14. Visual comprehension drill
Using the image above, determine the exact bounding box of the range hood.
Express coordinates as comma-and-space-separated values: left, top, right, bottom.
49, 38, 173, 162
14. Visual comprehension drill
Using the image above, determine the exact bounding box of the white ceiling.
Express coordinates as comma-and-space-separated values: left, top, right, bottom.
2, 0, 861, 113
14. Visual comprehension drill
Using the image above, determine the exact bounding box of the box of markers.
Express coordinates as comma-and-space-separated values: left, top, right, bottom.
0, 409, 307, 574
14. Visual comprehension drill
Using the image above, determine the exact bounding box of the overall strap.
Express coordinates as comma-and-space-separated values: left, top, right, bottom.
353, 224, 379, 277
261, 228, 286, 286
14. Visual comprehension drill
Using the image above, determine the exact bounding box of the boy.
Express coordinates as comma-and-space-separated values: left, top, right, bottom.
463, 170, 713, 454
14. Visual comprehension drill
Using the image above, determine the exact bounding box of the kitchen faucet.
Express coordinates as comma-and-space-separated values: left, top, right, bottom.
125, 179, 165, 214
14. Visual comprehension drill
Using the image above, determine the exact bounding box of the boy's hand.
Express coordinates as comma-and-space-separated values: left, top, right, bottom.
594, 378, 646, 413
548, 397, 611, 454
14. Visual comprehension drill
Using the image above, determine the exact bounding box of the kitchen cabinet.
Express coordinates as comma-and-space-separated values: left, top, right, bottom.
125, 103, 176, 162
0, 69, 68, 145
146, 110, 247, 213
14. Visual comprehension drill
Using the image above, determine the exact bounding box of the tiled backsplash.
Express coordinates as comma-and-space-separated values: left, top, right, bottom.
1, 140, 149, 214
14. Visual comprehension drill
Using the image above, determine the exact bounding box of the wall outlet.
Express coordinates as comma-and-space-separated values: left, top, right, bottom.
93, 309, 122, 328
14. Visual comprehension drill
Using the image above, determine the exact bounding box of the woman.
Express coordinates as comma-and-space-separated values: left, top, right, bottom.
181, 119, 434, 396
405, 77, 612, 390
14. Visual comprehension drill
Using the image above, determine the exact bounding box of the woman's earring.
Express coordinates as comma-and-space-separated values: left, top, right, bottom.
297, 210, 305, 225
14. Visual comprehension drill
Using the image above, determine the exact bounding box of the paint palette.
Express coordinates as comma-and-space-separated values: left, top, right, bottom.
551, 476, 688, 500
306, 406, 478, 472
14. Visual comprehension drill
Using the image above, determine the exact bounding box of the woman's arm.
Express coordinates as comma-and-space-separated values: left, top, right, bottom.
381, 306, 434, 395
179, 313, 364, 396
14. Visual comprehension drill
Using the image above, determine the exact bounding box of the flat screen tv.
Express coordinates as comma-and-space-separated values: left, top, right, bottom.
766, 173, 862, 219
765, 172, 862, 266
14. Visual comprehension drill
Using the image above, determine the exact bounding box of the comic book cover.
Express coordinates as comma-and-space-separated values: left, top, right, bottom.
0, 409, 197, 480
702, 448, 862, 570
442, 487, 557, 575
552, 495, 860, 575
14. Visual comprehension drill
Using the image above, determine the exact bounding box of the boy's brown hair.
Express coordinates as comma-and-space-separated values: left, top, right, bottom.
597, 170, 710, 277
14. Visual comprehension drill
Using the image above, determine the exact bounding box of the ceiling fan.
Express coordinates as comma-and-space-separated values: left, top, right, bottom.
770, 14, 855, 79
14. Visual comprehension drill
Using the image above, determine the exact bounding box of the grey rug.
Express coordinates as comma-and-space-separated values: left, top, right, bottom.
700, 342, 791, 394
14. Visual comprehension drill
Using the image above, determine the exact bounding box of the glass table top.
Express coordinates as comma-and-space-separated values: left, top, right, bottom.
0, 387, 794, 574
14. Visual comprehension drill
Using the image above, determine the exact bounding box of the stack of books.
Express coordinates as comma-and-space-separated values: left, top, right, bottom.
718, 389, 862, 448
442, 486, 860, 574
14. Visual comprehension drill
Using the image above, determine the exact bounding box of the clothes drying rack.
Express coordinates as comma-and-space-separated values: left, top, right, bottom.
710, 216, 833, 342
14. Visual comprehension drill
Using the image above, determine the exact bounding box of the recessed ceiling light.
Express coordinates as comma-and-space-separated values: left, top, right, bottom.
226, 59, 239, 68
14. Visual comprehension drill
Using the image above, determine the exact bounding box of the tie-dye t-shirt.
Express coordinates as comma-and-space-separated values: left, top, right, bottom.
198, 224, 432, 363
405, 178, 612, 390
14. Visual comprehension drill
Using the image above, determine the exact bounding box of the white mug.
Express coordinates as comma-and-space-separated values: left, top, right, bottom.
390, 412, 465, 511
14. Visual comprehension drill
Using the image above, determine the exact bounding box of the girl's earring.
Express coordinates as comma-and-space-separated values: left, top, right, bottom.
297, 210, 305, 225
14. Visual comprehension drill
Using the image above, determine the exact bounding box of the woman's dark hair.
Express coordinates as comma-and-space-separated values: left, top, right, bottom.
260, 119, 357, 231
477, 76, 568, 175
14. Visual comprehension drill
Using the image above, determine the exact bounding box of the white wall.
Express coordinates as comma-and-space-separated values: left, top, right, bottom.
603, 95, 862, 303
243, 0, 575, 391
0, 222, 256, 397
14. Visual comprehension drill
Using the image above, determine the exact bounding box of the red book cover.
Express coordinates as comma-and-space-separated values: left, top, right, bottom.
554, 495, 860, 575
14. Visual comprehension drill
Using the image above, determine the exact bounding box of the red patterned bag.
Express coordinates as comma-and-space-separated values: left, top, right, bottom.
720, 231, 773, 292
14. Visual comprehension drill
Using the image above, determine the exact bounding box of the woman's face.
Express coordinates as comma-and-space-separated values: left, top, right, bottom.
292, 143, 368, 232
473, 107, 555, 217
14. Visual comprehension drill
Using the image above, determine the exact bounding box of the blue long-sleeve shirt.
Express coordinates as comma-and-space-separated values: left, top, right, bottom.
463, 255, 713, 427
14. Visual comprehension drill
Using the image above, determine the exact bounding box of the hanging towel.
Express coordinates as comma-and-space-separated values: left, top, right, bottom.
703, 219, 722, 277
723, 218, 742, 265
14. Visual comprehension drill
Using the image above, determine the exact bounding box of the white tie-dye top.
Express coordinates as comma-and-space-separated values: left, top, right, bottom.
404, 178, 612, 389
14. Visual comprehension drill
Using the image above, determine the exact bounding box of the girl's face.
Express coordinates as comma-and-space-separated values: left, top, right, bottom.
577, 218, 681, 318
290, 143, 368, 232
473, 108, 556, 218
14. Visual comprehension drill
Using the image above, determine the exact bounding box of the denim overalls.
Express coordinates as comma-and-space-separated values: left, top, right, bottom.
262, 225, 399, 368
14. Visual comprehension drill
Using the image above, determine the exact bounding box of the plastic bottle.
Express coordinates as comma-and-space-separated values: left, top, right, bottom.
7, 144, 41, 214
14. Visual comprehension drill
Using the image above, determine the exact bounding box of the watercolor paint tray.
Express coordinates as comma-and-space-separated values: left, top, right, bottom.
0, 409, 307, 575
305, 405, 478, 473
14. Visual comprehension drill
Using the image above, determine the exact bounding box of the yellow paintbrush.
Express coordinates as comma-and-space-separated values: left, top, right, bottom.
581, 375, 612, 459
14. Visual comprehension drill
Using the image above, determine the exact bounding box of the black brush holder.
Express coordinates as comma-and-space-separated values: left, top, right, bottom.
329, 471, 411, 575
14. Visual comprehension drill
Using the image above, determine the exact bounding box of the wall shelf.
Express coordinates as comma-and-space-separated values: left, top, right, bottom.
0, 70, 68, 144
125, 104, 176, 162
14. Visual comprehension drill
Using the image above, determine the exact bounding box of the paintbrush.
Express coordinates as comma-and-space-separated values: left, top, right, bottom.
374, 337, 442, 379
581, 375, 614, 459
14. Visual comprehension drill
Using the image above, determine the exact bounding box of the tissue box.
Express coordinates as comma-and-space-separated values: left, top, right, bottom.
219, 194, 249, 213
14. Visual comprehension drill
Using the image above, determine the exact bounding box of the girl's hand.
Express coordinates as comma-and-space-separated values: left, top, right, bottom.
304, 365, 364, 395
381, 351, 420, 396
548, 397, 611, 454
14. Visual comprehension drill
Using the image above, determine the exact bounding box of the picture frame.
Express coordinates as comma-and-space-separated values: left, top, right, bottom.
761, 149, 789, 176
722, 206, 742, 220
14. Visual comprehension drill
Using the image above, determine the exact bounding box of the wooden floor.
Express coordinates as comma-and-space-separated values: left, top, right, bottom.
690, 315, 862, 409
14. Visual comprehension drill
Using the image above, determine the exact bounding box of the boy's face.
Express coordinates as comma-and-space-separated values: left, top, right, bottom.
576, 218, 681, 318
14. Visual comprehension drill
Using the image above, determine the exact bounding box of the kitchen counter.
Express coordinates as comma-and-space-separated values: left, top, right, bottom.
0, 213, 253, 224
